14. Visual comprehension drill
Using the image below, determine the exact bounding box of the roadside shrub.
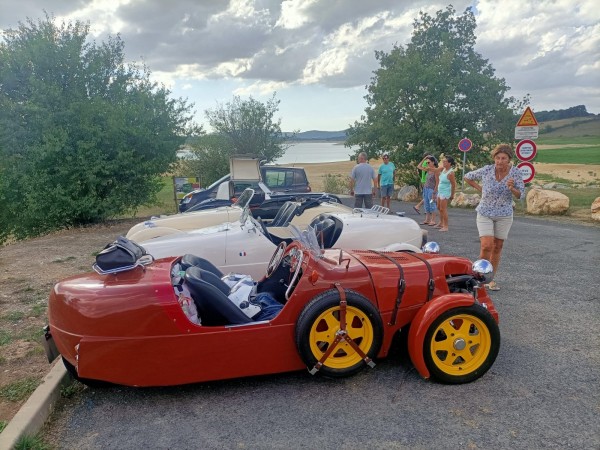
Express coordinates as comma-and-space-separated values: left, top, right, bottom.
322, 174, 350, 194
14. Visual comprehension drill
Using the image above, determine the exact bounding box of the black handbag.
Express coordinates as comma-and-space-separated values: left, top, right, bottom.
95, 236, 149, 272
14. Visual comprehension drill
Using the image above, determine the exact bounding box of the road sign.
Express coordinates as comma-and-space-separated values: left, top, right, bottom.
515, 126, 539, 140
515, 107, 539, 139
516, 107, 538, 126
517, 161, 535, 183
516, 139, 537, 161
458, 138, 472, 152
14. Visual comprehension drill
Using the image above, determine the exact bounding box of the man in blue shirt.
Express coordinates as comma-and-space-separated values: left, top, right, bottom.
378, 154, 396, 209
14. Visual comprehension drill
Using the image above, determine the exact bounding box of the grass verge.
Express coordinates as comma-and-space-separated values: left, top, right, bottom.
0, 377, 40, 402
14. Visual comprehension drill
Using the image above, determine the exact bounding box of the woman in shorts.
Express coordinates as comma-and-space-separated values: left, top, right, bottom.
464, 144, 525, 291
435, 155, 456, 232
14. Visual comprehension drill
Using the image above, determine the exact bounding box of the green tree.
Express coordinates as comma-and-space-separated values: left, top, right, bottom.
205, 93, 292, 163
181, 134, 232, 186
346, 6, 524, 187
0, 15, 198, 242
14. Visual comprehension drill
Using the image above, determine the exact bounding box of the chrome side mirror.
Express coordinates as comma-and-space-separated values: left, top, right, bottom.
422, 241, 440, 254
472, 259, 494, 283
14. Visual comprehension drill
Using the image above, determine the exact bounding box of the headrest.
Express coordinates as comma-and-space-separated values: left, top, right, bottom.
185, 267, 230, 296
314, 218, 335, 232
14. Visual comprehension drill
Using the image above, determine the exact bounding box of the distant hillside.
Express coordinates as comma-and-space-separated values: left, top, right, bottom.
535, 105, 593, 122
285, 130, 347, 141
538, 116, 600, 138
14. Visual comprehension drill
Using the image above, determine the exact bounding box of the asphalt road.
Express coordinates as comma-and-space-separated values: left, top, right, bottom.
43, 200, 600, 449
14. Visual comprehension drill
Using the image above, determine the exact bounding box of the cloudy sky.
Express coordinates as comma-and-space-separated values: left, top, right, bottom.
1, 0, 598, 131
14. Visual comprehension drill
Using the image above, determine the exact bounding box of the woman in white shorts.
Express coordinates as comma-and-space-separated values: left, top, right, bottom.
464, 144, 525, 291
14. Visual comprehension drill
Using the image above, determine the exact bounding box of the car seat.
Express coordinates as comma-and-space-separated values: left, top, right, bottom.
313, 217, 336, 248
270, 201, 298, 227
180, 254, 224, 278
184, 267, 252, 326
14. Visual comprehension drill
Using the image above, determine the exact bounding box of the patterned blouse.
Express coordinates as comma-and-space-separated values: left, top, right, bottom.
464, 165, 525, 217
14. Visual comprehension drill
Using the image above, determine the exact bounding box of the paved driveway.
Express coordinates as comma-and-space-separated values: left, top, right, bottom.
43, 202, 600, 449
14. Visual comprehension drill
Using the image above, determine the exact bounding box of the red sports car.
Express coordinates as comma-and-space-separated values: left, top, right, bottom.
45, 236, 500, 387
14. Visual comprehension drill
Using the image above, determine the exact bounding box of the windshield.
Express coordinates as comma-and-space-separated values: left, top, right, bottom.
239, 198, 252, 225
233, 188, 255, 209
288, 224, 321, 258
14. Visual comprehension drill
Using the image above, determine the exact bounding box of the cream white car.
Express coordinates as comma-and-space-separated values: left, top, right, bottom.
140, 201, 427, 279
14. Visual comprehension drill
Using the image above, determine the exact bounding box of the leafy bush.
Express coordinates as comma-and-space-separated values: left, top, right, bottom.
322, 174, 350, 194
0, 16, 198, 243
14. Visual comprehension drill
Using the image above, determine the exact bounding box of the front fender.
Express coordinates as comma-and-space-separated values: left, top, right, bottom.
407, 293, 475, 380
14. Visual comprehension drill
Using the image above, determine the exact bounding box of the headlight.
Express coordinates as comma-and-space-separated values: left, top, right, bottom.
472, 259, 493, 283
422, 241, 440, 254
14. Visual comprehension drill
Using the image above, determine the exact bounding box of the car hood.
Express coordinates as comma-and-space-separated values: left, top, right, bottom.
126, 205, 243, 242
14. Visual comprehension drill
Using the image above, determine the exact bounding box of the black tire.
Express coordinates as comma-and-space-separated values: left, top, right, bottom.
423, 305, 500, 384
295, 289, 383, 378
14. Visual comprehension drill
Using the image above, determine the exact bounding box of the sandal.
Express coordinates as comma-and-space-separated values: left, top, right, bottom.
485, 281, 500, 291
413, 206, 421, 214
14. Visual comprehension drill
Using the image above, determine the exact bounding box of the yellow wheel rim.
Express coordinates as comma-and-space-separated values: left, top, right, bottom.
309, 306, 374, 369
430, 314, 492, 376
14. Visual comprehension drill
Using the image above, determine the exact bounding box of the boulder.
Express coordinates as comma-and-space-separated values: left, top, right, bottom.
591, 197, 600, 222
397, 185, 419, 202
526, 188, 569, 215
452, 192, 480, 208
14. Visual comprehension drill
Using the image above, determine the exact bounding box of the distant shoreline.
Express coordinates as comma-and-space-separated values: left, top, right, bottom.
284, 140, 346, 144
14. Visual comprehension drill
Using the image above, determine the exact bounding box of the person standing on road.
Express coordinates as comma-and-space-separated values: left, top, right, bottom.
435, 155, 456, 232
413, 152, 431, 214
378, 153, 396, 209
464, 144, 525, 291
350, 152, 377, 209
415, 155, 439, 226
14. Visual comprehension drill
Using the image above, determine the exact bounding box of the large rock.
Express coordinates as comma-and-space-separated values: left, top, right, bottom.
452, 192, 480, 208
591, 197, 600, 222
526, 188, 569, 215
397, 185, 419, 202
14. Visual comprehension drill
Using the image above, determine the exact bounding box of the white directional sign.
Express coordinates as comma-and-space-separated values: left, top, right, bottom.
515, 126, 539, 140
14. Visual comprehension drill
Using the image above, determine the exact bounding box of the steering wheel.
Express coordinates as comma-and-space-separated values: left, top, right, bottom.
266, 241, 287, 277
285, 247, 304, 301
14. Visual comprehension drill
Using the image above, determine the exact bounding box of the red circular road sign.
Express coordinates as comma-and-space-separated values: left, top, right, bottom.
517, 161, 535, 183
516, 139, 537, 161
458, 138, 472, 152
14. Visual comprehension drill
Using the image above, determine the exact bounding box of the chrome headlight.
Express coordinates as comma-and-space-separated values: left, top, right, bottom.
422, 241, 440, 254
472, 259, 494, 283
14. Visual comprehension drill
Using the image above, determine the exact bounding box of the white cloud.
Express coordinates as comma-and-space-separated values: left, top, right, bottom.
276, 0, 318, 29
1, 0, 598, 127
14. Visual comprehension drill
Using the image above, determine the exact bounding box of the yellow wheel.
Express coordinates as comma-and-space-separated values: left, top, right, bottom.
424, 305, 500, 384
296, 289, 383, 377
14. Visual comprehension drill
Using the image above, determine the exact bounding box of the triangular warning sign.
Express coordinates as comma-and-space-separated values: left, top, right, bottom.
516, 107, 538, 126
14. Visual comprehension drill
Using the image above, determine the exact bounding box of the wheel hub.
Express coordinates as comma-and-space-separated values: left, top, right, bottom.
453, 337, 466, 351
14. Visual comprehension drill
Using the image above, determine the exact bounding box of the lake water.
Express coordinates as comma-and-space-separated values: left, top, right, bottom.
274, 142, 355, 164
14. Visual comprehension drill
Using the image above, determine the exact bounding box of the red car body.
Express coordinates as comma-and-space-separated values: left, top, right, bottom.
47, 242, 499, 387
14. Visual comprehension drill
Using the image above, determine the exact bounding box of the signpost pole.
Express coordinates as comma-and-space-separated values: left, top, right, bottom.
457, 138, 473, 190
462, 151, 467, 190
